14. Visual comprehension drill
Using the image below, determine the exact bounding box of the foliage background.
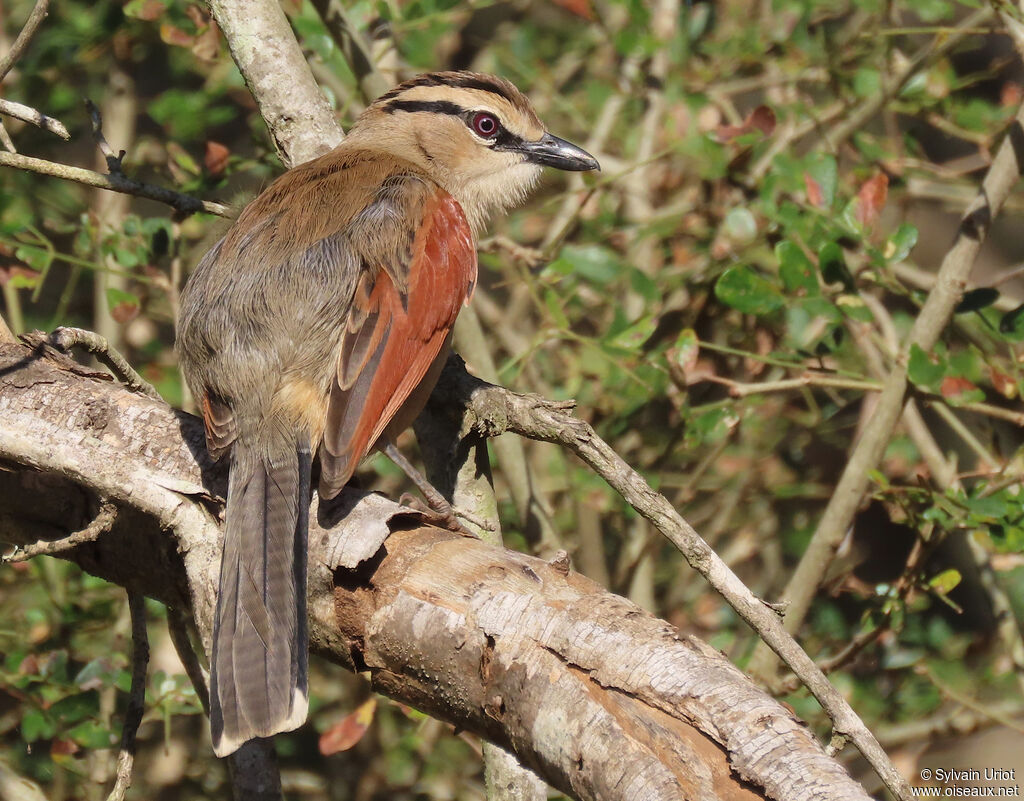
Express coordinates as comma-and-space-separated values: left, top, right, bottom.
2, 0, 1024, 798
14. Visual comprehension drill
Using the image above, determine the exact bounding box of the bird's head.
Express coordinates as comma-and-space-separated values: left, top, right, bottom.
346, 71, 599, 231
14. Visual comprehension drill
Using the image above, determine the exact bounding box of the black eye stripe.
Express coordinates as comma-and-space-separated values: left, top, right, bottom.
384, 99, 465, 116
383, 99, 526, 151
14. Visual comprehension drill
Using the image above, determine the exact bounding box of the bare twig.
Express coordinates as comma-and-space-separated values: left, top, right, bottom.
85, 98, 125, 173
0, 121, 14, 153
47, 327, 162, 400
432, 360, 914, 801
0, 97, 69, 139
167, 606, 210, 715
0, 151, 231, 217
105, 591, 148, 801
748, 101, 1024, 685
3, 501, 117, 562
0, 0, 50, 82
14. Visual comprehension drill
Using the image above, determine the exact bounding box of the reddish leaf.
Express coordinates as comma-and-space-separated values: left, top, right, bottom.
193, 23, 220, 63
50, 738, 80, 757
204, 140, 230, 176
715, 105, 776, 142
1001, 82, 1024, 108
748, 106, 776, 136
804, 173, 825, 208
133, 0, 166, 20
110, 302, 140, 324
18, 654, 39, 675
0, 263, 39, 287
990, 367, 1017, 399
940, 375, 976, 398
552, 0, 595, 20
319, 698, 376, 755
185, 4, 209, 28
855, 173, 888, 228
160, 23, 194, 48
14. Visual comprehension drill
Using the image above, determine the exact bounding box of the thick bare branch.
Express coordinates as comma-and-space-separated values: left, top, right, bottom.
425, 356, 912, 801
206, 0, 343, 167
0, 342, 872, 801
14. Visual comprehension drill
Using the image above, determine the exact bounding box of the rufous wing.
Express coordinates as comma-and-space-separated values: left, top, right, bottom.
318, 189, 476, 498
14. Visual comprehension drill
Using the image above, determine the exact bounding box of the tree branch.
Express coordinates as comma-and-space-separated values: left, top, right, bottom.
0, 0, 50, 82
0, 151, 230, 217
205, 0, 344, 167
0, 342, 875, 801
0, 98, 69, 140
425, 356, 913, 801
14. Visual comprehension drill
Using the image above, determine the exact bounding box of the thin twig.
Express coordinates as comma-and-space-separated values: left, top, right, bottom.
0, 97, 69, 139
106, 591, 148, 801
48, 327, 162, 400
0, 0, 50, 82
0, 150, 231, 217
0, 121, 15, 153
3, 501, 117, 562
84, 98, 125, 173
166, 606, 210, 715
434, 360, 914, 801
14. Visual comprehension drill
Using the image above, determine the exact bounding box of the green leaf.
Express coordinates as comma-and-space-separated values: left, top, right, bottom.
629, 268, 661, 304
955, 288, 999, 314
14, 246, 51, 273
20, 709, 55, 742
929, 569, 962, 597
543, 289, 569, 330
818, 242, 854, 290
68, 720, 118, 749
907, 344, 945, 388
806, 155, 838, 208
550, 244, 621, 285
715, 266, 784, 315
853, 67, 881, 98
999, 302, 1024, 339
776, 241, 818, 294
105, 288, 139, 312
605, 317, 656, 351
885, 224, 919, 262
687, 407, 739, 445
836, 294, 873, 322
50, 691, 99, 724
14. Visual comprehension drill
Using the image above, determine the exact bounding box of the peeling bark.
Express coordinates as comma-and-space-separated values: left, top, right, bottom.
0, 342, 870, 801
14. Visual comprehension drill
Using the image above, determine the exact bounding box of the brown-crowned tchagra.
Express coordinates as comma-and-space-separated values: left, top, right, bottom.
176, 71, 599, 756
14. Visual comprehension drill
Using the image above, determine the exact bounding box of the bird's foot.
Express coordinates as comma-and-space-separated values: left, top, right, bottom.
383, 441, 478, 537
397, 493, 476, 537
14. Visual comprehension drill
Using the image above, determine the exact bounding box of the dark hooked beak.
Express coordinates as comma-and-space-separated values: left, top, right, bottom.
520, 132, 600, 172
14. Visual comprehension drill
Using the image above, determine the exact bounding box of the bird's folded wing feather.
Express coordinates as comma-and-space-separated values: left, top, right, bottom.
319, 187, 476, 497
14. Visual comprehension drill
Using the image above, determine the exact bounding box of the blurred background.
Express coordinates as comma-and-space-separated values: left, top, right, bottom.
2, 0, 1024, 798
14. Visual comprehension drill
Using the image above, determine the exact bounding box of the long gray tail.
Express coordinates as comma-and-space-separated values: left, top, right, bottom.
210, 437, 310, 757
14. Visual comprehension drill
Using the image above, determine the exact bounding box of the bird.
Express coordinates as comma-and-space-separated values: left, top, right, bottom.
176, 71, 599, 757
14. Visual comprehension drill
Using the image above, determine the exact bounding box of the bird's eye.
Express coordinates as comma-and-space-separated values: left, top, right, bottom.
471, 112, 499, 139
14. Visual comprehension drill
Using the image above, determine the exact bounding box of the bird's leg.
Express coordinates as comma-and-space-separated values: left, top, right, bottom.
381, 440, 476, 536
